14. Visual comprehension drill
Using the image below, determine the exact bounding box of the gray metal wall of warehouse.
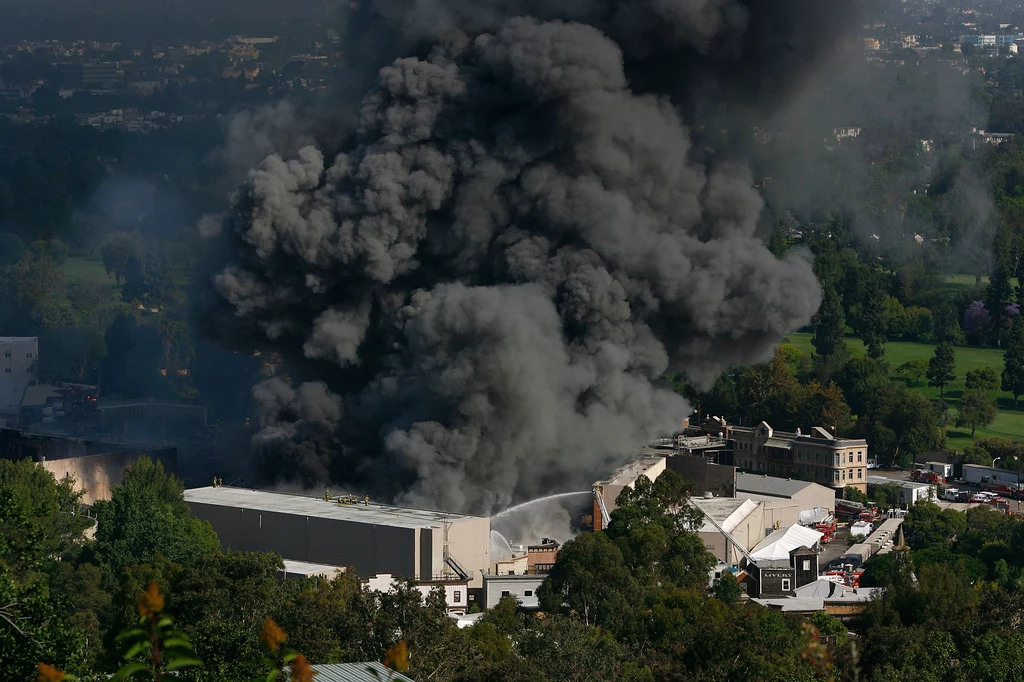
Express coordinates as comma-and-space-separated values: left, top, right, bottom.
187, 501, 416, 578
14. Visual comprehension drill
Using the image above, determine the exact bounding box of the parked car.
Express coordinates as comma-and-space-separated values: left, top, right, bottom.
970, 492, 994, 503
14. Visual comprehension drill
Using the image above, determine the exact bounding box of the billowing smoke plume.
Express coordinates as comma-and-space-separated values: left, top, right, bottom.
199, 1, 840, 513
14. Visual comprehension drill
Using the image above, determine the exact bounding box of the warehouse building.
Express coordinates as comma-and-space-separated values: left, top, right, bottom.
184, 486, 491, 588
735, 472, 836, 531
690, 495, 765, 565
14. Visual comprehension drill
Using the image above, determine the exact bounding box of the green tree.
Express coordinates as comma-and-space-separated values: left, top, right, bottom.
896, 359, 928, 386
799, 381, 852, 434
965, 366, 999, 391
933, 301, 966, 345
538, 531, 640, 629
94, 458, 219, 580
927, 341, 956, 400
0, 568, 84, 682
1002, 315, 1024, 408
811, 283, 850, 380
901, 502, 968, 550
843, 486, 869, 504
857, 275, 889, 358
711, 571, 743, 604
861, 382, 945, 467
962, 443, 993, 466
987, 259, 1015, 345
0, 460, 91, 573
101, 232, 139, 286
956, 390, 998, 437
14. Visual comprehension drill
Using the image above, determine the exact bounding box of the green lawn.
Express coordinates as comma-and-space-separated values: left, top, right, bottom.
64, 255, 191, 293
782, 331, 1024, 449
64, 256, 112, 285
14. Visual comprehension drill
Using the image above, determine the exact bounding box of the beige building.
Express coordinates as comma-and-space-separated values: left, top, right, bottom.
732, 423, 868, 494
592, 456, 666, 529
690, 496, 765, 565
735, 472, 837, 530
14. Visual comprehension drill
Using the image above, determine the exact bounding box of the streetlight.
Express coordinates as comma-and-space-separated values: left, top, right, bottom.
993, 457, 1003, 468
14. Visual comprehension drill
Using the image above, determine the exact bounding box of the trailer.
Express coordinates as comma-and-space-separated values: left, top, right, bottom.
839, 543, 874, 570
963, 464, 1020, 487
836, 499, 879, 520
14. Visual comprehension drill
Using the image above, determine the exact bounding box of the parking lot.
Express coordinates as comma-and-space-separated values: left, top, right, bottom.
867, 468, 1024, 514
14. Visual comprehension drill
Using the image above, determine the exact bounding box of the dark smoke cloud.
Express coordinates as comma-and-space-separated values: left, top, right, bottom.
199, 2, 837, 513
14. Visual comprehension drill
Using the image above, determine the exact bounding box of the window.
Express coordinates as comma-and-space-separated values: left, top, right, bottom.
524, 590, 533, 597
802, 560, 811, 571
781, 578, 791, 591
3, 351, 8, 358
508, 570, 515, 575
26, 353, 32, 358
858, 469, 863, 479
857, 454, 862, 462
842, 470, 846, 480
3, 368, 8, 373
454, 590, 461, 602
834, 453, 840, 466
501, 590, 510, 597
834, 470, 840, 482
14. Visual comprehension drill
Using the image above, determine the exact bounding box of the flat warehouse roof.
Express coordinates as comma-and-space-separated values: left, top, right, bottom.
184, 486, 484, 529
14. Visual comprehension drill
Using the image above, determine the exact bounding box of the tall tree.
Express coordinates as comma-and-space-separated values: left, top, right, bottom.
811, 283, 849, 380
100, 231, 139, 286
857, 273, 888, 359
1002, 315, 1024, 408
956, 390, 998, 437
987, 257, 1015, 346
927, 341, 957, 400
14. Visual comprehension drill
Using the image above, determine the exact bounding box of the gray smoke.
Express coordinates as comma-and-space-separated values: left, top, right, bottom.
200, 3, 833, 514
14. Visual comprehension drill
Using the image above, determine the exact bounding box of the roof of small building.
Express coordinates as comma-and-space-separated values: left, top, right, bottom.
306, 662, 415, 682
795, 579, 881, 602
736, 472, 820, 499
750, 597, 824, 612
184, 486, 483, 529
691, 497, 761, 534
279, 559, 346, 578
750, 524, 823, 561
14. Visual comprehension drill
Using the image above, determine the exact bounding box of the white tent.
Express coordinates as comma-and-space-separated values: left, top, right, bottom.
750, 524, 824, 561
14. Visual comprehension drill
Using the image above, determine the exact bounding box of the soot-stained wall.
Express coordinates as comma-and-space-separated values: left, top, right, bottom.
187, 501, 416, 578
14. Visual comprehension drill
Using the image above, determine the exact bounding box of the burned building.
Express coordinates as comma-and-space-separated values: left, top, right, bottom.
0, 428, 177, 504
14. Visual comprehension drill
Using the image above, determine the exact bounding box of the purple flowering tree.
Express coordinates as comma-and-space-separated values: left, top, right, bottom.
964, 300, 990, 335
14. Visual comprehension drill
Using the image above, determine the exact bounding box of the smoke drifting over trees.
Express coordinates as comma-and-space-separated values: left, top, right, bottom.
199, 0, 852, 513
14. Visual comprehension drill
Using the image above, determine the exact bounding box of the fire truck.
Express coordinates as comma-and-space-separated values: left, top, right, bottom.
815, 516, 837, 543
910, 468, 945, 485
57, 383, 99, 415
835, 499, 879, 521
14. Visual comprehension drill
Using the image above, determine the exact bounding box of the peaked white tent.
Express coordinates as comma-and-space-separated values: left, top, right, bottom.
749, 524, 823, 561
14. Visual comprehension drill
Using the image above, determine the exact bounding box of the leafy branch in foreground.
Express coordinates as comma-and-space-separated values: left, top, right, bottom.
255, 617, 314, 682
111, 583, 201, 681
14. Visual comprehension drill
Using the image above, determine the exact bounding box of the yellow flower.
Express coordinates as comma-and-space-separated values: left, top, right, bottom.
260, 617, 288, 653
383, 640, 410, 672
138, 582, 165, 620
290, 653, 315, 682
36, 663, 66, 682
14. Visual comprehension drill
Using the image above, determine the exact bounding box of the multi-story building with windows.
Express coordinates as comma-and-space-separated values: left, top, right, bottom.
731, 422, 868, 495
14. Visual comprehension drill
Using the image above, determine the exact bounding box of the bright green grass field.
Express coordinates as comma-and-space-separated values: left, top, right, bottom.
783, 331, 1024, 449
